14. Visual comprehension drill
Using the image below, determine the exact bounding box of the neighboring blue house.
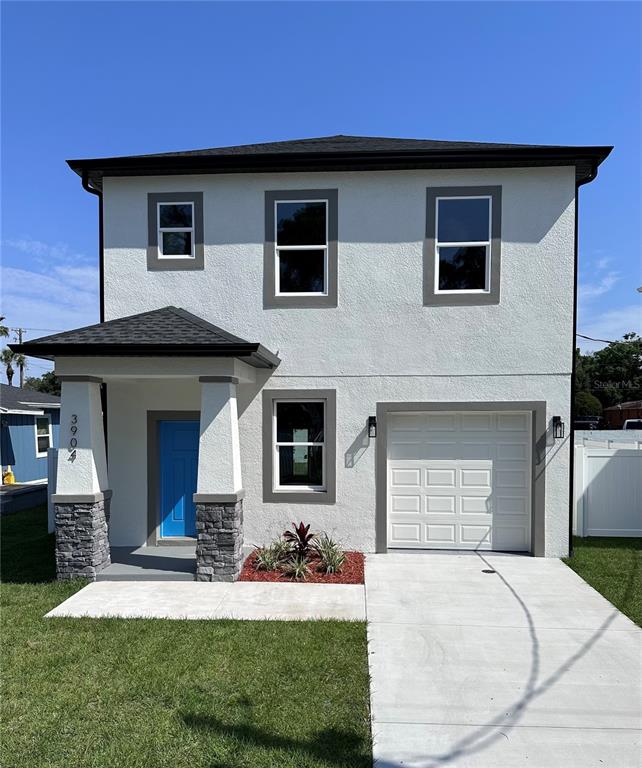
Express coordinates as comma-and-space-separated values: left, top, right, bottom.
1, 383, 60, 483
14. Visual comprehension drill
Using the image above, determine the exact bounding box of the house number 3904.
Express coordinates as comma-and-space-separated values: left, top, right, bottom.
68, 414, 78, 462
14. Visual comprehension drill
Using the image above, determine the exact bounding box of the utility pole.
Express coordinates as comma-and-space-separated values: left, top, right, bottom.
17, 328, 24, 387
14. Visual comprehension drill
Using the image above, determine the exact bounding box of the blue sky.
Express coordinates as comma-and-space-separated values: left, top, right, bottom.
1, 1, 640, 378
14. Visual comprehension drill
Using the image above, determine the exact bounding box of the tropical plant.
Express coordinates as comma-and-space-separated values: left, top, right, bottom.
270, 538, 293, 562
315, 533, 346, 574
283, 521, 317, 560
253, 545, 281, 572
281, 555, 311, 581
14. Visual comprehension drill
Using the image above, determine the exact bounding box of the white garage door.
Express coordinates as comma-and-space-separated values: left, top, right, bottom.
387, 410, 532, 551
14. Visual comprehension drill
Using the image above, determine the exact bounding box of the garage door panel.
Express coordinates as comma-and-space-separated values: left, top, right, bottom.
390, 494, 422, 513
496, 469, 528, 489
460, 525, 492, 547
387, 410, 531, 552
497, 442, 528, 460
493, 525, 528, 551
497, 413, 530, 432
426, 524, 457, 545
461, 413, 494, 431
426, 468, 457, 488
460, 442, 496, 460
425, 413, 457, 430
426, 496, 456, 514
390, 522, 422, 545
460, 496, 491, 514
390, 442, 458, 460
460, 468, 492, 488
496, 496, 528, 515
390, 468, 422, 487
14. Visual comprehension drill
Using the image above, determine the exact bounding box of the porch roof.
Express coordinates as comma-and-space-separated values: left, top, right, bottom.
11, 306, 280, 369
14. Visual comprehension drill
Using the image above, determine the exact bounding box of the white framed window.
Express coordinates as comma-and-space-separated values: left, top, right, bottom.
273, 399, 326, 491
274, 200, 328, 296
34, 414, 52, 457
435, 195, 492, 294
157, 202, 195, 258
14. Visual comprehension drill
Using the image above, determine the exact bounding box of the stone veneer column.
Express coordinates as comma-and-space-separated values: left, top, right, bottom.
55, 494, 111, 580
194, 377, 244, 582
195, 499, 243, 582
52, 377, 111, 580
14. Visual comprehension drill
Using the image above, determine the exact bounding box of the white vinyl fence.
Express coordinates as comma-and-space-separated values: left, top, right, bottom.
574, 439, 642, 537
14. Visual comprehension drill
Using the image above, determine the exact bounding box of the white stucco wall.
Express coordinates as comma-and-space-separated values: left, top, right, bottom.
99, 166, 576, 556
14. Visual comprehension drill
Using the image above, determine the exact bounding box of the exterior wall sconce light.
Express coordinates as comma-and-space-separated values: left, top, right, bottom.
553, 416, 565, 439
368, 416, 377, 439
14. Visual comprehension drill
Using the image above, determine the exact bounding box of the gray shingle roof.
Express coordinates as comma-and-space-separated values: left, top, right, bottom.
101, 134, 568, 159
11, 307, 280, 369
1, 383, 60, 411
68, 134, 612, 189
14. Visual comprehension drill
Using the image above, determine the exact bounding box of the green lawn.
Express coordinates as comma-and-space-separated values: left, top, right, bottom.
564, 537, 642, 627
1, 507, 372, 768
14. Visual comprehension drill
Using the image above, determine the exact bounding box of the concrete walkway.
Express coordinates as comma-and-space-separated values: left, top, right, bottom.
46, 581, 365, 621
366, 551, 641, 768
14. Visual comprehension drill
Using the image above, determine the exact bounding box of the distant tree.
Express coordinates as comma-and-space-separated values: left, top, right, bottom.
574, 391, 603, 417
575, 333, 642, 409
24, 371, 61, 397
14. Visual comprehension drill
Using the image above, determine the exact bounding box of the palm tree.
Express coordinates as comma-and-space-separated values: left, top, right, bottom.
1, 349, 25, 386
1, 348, 15, 385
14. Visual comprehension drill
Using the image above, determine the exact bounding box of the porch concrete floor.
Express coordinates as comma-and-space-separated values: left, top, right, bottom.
97, 546, 196, 581
45, 581, 366, 621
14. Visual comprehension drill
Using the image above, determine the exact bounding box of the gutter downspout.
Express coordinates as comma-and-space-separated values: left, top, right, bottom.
81, 171, 104, 323
81, 171, 108, 456
568, 163, 598, 558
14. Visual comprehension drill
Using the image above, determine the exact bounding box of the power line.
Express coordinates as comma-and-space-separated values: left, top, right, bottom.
577, 332, 639, 345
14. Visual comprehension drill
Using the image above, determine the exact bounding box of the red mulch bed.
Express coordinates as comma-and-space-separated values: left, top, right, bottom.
240, 550, 364, 584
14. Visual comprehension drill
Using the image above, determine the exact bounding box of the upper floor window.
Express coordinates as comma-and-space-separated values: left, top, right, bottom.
35, 415, 52, 457
147, 192, 204, 271
158, 202, 194, 258
276, 201, 327, 295
424, 186, 502, 306
264, 189, 338, 308
436, 197, 491, 292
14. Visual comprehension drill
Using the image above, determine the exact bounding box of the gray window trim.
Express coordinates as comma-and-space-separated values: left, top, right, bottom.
375, 400, 547, 556
424, 186, 502, 306
262, 389, 336, 503
146, 410, 200, 545
264, 189, 338, 308
147, 192, 204, 271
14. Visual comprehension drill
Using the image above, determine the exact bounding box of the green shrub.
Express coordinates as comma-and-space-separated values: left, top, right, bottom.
254, 545, 280, 571
315, 533, 346, 574
281, 556, 311, 581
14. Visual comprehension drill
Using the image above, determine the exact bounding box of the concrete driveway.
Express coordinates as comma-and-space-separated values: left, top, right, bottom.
366, 551, 641, 767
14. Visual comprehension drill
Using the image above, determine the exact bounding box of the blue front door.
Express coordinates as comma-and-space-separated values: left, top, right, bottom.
160, 420, 199, 538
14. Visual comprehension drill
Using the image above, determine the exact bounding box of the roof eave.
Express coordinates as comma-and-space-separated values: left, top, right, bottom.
68, 146, 613, 190
10, 342, 281, 369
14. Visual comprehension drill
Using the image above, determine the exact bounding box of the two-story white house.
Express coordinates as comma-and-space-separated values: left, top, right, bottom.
15, 135, 611, 580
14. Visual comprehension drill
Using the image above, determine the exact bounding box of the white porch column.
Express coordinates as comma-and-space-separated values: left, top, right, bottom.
194, 377, 244, 582
52, 376, 111, 580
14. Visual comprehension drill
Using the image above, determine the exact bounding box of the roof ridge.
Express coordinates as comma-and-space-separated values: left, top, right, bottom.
168, 307, 248, 344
